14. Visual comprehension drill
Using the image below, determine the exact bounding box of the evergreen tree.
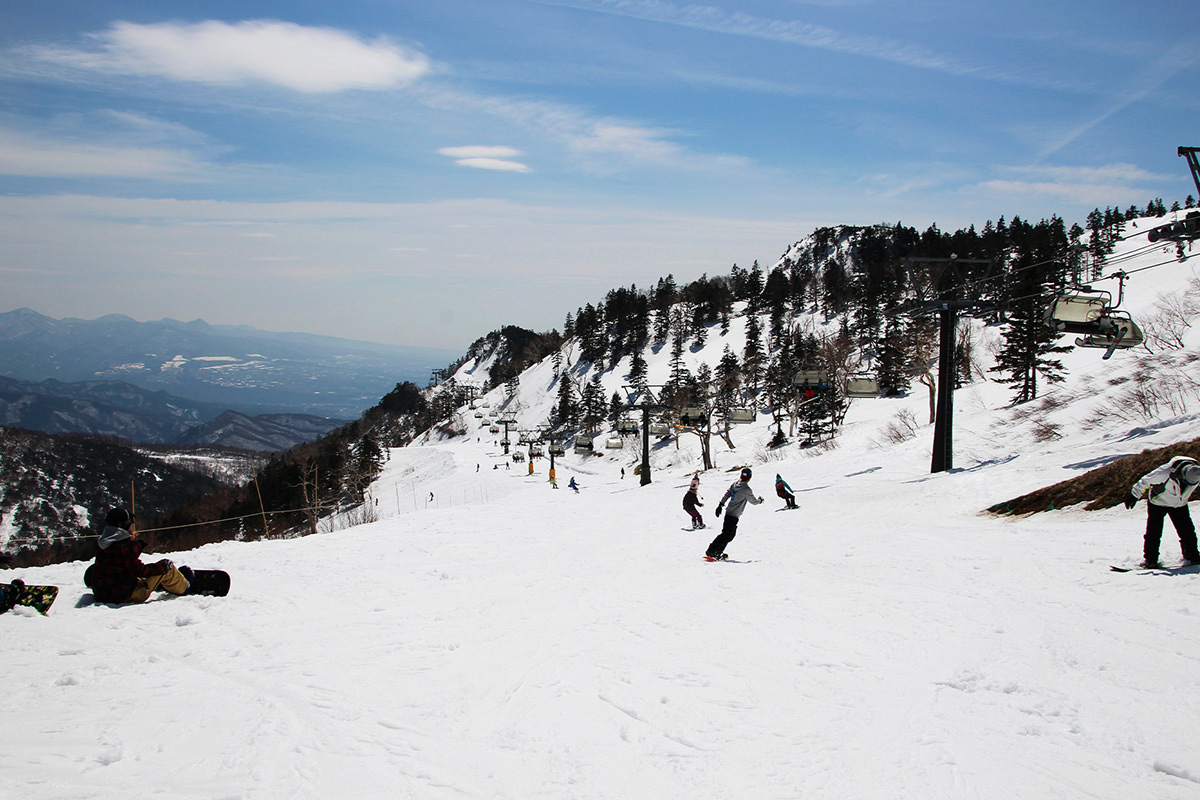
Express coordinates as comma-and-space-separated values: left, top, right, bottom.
608, 391, 626, 430
875, 317, 910, 396
627, 350, 648, 394
742, 313, 765, 394
554, 373, 577, 427
990, 217, 1072, 404
763, 265, 791, 345
662, 307, 692, 410
581, 376, 606, 435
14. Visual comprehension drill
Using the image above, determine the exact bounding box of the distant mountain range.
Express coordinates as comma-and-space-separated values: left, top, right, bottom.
0, 308, 457, 419
0, 375, 345, 451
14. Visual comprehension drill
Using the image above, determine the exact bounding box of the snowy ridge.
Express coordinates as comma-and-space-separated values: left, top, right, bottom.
3, 222, 1200, 798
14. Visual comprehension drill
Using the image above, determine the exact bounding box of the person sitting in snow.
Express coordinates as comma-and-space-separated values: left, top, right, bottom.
683, 481, 705, 529
84, 508, 191, 604
1126, 456, 1200, 568
775, 473, 798, 510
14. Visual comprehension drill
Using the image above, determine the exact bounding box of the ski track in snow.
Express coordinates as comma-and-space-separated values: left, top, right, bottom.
5, 232, 1200, 798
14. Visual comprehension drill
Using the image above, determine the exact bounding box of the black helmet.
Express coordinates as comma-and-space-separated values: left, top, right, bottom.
740, 467, 752, 480
105, 507, 132, 530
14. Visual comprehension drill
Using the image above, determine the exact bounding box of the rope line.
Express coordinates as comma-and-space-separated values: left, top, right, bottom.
3, 503, 329, 546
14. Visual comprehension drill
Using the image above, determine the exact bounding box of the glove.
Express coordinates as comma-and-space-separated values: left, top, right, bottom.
1124, 495, 1137, 510
155, 559, 174, 572
716, 505, 724, 516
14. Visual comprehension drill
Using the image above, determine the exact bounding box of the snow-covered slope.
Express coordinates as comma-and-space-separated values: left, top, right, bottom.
3, 221, 1200, 799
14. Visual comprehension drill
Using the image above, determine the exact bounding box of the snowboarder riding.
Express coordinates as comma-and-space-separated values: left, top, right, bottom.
1126, 455, 1200, 569
706, 467, 763, 560
775, 473, 798, 509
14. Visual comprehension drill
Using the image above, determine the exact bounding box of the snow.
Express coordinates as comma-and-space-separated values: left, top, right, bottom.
4, 225, 1200, 798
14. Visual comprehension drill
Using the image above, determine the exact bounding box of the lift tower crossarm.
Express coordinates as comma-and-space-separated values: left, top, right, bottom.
1180, 147, 1200, 200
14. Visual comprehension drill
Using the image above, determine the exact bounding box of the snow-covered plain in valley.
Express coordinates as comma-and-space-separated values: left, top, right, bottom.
4, 221, 1200, 799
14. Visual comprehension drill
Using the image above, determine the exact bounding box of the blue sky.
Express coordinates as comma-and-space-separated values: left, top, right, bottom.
1, 1, 1197, 351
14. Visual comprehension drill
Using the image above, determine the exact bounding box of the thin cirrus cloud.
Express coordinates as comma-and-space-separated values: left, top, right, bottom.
27, 19, 431, 93
438, 146, 531, 172
0, 127, 209, 179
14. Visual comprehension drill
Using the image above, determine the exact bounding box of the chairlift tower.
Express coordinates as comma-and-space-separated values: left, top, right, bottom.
901, 255, 994, 474
622, 385, 668, 486
496, 412, 518, 455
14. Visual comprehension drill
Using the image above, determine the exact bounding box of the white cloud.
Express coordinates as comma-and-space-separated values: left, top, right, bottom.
30, 20, 431, 93
438, 145, 530, 172
424, 88, 749, 173
454, 157, 531, 172
438, 146, 522, 159
981, 163, 1164, 205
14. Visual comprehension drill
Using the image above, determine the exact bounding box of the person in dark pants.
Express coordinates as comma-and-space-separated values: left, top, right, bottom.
683, 482, 705, 529
774, 473, 798, 509
1127, 456, 1200, 568
706, 467, 763, 560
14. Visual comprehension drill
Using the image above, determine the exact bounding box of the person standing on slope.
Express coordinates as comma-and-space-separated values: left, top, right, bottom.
683, 480, 705, 529
706, 467, 763, 561
1126, 455, 1200, 568
775, 473, 798, 510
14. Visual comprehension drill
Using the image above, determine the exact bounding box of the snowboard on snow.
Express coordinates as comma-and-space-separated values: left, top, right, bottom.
1110, 562, 1199, 574
703, 556, 756, 563
186, 569, 230, 597
1, 582, 58, 615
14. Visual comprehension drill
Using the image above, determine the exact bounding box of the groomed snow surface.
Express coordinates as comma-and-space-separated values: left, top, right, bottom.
6, 242, 1200, 798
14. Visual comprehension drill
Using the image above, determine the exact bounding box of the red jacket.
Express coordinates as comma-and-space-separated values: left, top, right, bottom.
88, 531, 169, 603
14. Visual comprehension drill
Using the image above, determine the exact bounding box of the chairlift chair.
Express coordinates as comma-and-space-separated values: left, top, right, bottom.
1045, 288, 1113, 334
574, 440, 594, 455
649, 423, 670, 437
793, 369, 828, 387
549, 444, 566, 457
606, 437, 623, 449
726, 408, 755, 425
845, 375, 880, 398
1074, 312, 1145, 359
1047, 286, 1144, 359
794, 369, 829, 399
680, 407, 708, 428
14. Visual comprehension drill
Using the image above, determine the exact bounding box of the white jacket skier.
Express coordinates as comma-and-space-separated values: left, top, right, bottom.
1127, 455, 1200, 567
1130, 456, 1200, 507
